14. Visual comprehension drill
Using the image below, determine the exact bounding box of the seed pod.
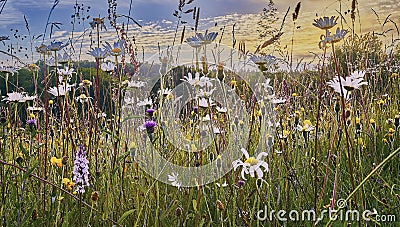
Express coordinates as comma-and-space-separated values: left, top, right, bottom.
216, 199, 225, 211
176, 207, 183, 216
62, 156, 69, 165
91, 191, 99, 202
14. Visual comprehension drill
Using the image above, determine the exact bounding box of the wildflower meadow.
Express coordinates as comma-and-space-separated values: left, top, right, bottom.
0, 0, 399, 226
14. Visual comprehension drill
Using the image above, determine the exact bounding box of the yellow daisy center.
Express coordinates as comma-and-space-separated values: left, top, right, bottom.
112, 48, 122, 53
245, 157, 258, 166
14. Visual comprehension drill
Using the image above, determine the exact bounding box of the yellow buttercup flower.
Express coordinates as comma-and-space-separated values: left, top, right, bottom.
355, 117, 361, 125
62, 178, 75, 190
369, 119, 375, 125
303, 119, 312, 126
391, 73, 398, 79
292, 93, 297, 97
377, 99, 385, 105
388, 128, 396, 134
50, 157, 63, 167
283, 130, 290, 137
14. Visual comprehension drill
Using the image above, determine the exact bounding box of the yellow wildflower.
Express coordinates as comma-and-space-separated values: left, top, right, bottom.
50, 157, 63, 167
377, 99, 385, 105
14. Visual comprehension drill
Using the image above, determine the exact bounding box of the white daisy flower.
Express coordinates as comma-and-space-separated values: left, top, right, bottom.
137, 98, 153, 107
198, 97, 215, 108
167, 172, 182, 189
272, 97, 286, 104
57, 66, 74, 76
232, 148, 269, 180
216, 106, 227, 113
127, 80, 146, 88
48, 83, 74, 97
2, 92, 27, 103
101, 62, 115, 72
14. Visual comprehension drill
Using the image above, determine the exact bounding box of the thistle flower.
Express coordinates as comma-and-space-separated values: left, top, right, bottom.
143, 120, 157, 133
73, 145, 90, 194
146, 108, 156, 116
26, 119, 37, 129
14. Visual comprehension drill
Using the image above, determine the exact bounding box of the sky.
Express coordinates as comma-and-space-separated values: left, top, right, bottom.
0, 0, 399, 65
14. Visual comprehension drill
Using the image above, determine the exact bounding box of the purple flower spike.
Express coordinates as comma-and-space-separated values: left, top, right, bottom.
73, 145, 90, 194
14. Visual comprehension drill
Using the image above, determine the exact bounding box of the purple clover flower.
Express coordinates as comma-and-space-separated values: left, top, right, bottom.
73, 145, 90, 194
26, 119, 37, 128
143, 120, 157, 133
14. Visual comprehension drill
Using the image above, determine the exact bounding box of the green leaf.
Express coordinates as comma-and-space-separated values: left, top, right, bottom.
118, 209, 136, 224
192, 200, 197, 212
122, 115, 143, 122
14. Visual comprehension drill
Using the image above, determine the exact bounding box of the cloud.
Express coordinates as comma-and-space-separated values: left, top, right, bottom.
0, 5, 24, 29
